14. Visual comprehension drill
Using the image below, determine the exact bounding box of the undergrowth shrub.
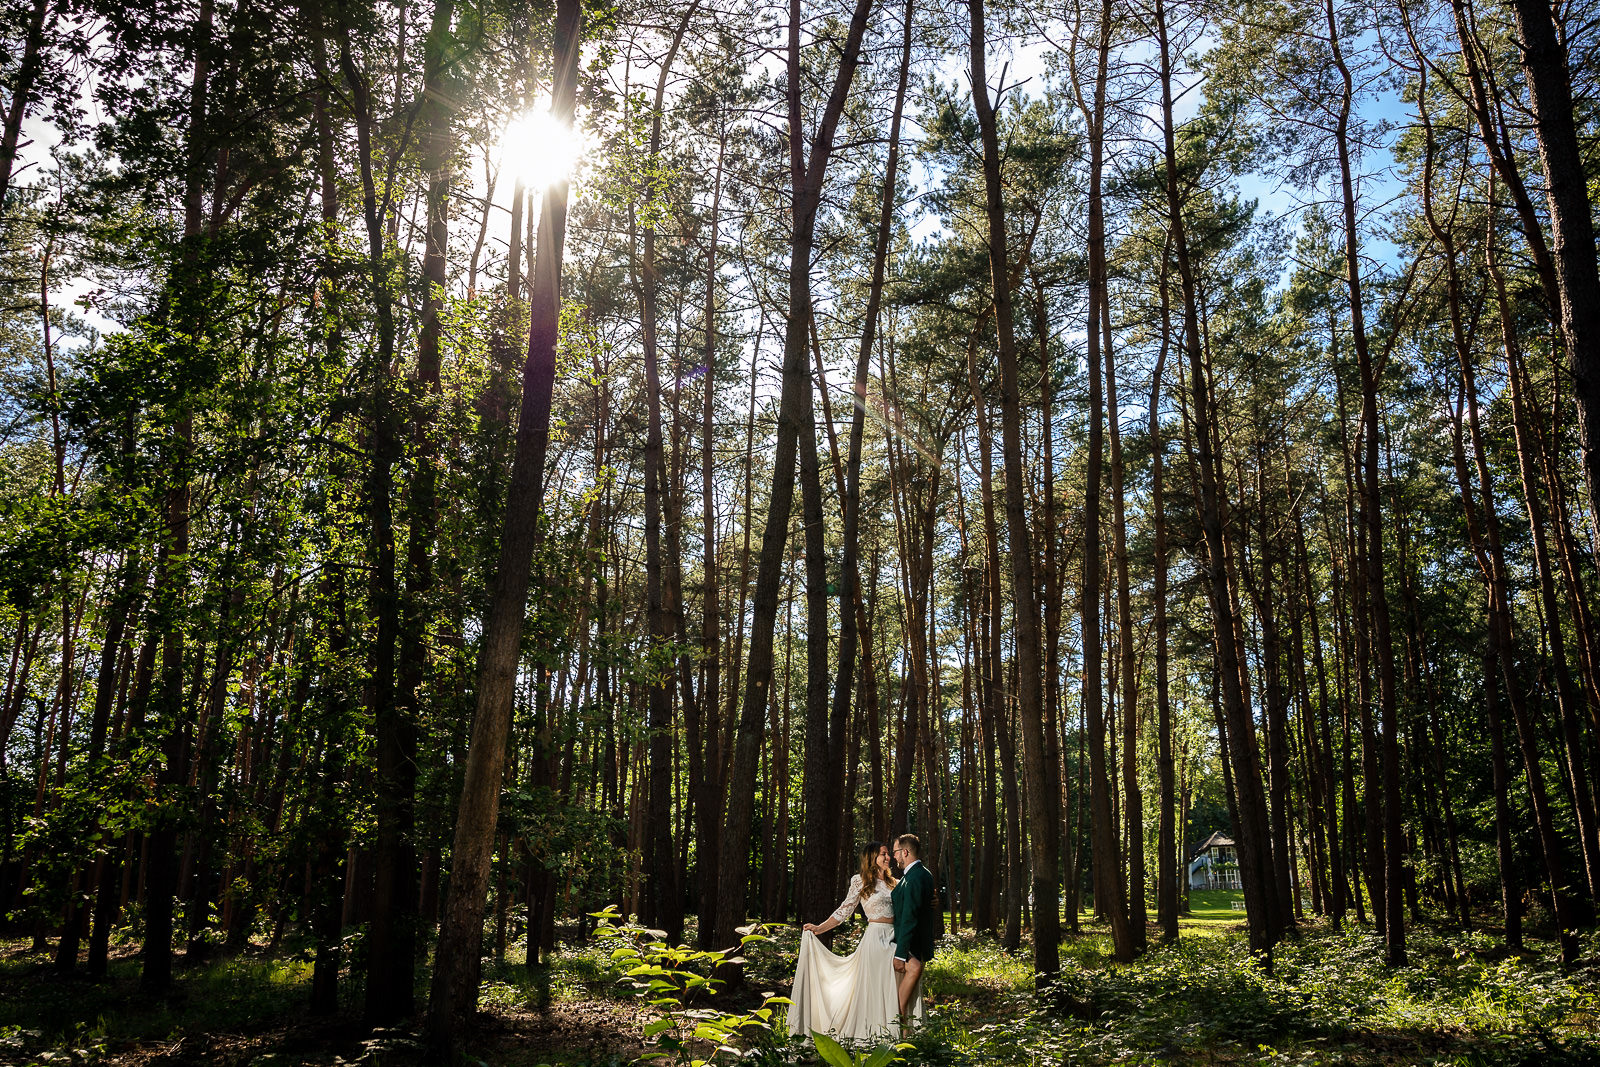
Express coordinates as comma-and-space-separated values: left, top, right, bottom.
591, 906, 791, 1065
894, 923, 1600, 1066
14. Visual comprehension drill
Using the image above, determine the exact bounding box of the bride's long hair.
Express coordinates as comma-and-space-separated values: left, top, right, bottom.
858, 840, 891, 899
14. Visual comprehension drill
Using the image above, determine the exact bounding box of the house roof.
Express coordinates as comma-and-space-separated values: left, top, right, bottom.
1195, 831, 1235, 853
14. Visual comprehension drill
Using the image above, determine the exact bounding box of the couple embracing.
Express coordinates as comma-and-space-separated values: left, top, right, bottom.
786, 834, 938, 1045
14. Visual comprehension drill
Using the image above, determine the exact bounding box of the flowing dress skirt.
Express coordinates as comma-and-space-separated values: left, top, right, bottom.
786, 925, 924, 1046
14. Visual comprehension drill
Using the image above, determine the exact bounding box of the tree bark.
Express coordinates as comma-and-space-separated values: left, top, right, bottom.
1104, 284, 1145, 954
1505, 0, 1600, 550
141, 0, 214, 995
714, 0, 873, 956
1325, 0, 1402, 964
426, 0, 581, 1043
1150, 231, 1177, 943
0, 0, 49, 212
693, 116, 727, 950
969, 0, 1062, 982
1072, 0, 1132, 964
634, 1, 698, 947
1158, 0, 1277, 957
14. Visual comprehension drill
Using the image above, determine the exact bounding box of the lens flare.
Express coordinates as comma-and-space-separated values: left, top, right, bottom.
498, 109, 580, 190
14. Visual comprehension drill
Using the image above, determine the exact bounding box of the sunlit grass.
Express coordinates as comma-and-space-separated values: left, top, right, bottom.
478, 934, 634, 1009
902, 922, 1600, 1066
925, 936, 1033, 1001
1178, 889, 1254, 941
1182, 888, 1248, 922
1061, 929, 1117, 967
0, 948, 317, 1054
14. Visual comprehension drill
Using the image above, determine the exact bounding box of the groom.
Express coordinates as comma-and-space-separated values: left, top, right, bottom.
890, 833, 936, 1027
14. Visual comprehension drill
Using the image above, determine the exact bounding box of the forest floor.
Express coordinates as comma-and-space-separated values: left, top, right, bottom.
3, 893, 1599, 1066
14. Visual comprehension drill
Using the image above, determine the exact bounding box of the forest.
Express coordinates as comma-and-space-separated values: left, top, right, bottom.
2, 0, 1600, 1062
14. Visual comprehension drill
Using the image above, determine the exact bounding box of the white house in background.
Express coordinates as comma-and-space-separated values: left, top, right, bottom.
1188, 831, 1242, 890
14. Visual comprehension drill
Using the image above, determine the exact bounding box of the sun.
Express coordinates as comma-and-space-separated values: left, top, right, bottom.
497, 108, 582, 191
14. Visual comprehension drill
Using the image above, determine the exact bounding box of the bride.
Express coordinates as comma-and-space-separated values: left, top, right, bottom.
787, 841, 923, 1045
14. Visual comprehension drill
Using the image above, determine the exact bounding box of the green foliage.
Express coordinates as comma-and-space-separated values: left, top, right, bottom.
899, 923, 1600, 1066
0, 950, 314, 1056
500, 790, 626, 918
11, 744, 159, 927
923, 938, 1032, 1004
591, 907, 790, 1065
810, 1031, 903, 1067
593, 90, 680, 231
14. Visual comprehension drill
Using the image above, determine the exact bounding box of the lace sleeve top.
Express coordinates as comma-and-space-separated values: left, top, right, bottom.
828, 874, 895, 923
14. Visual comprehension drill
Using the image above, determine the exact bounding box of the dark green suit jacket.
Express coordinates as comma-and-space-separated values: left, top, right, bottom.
891, 861, 937, 963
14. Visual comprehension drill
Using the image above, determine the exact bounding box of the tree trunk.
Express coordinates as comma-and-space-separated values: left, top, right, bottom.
1505, 316, 1600, 902
65, 549, 142, 976
969, 0, 1062, 982
965, 337, 1005, 939
1150, 232, 1177, 943
311, 569, 352, 1014
1073, 0, 1132, 963
1296, 506, 1346, 926
1036, 276, 1071, 945
0, 0, 49, 212
693, 122, 727, 950
1325, 0, 1402, 964
828, 0, 913, 908
426, 0, 581, 1044
634, 1, 697, 947
369, 0, 456, 1020
338, 22, 411, 1019
308, 20, 348, 1011
1505, 0, 1600, 549
1483, 216, 1583, 962
141, 0, 214, 994
1159, 0, 1277, 958
1237, 461, 1296, 930
715, 0, 874, 956
1104, 284, 1145, 954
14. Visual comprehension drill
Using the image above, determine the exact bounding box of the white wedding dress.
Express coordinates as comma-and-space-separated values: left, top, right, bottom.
786, 874, 925, 1045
